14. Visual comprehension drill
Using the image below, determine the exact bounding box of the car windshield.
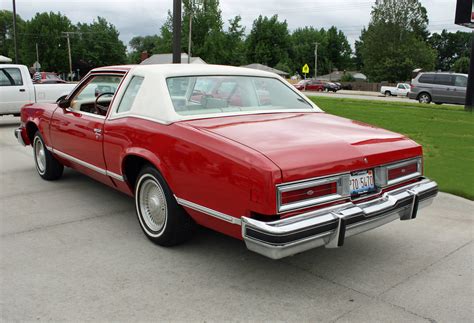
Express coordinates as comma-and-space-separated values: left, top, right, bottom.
166, 76, 314, 116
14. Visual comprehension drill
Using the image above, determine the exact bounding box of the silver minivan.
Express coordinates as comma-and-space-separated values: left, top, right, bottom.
409, 72, 468, 105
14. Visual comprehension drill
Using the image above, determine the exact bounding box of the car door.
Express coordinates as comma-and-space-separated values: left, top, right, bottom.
433, 74, 456, 103
0, 67, 32, 114
49, 73, 124, 181
453, 75, 468, 105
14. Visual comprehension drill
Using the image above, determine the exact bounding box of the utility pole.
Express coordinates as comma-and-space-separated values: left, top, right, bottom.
62, 32, 73, 81
172, 0, 182, 64
314, 42, 319, 79
12, 0, 18, 63
188, 11, 192, 64
35, 43, 39, 63
465, 31, 474, 112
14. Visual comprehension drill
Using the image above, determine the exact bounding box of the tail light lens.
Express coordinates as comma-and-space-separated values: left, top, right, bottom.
375, 158, 422, 187
277, 175, 350, 213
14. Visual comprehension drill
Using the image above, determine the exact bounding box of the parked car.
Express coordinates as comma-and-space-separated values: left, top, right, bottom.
15, 64, 438, 259
39, 72, 67, 84
0, 64, 76, 116
323, 82, 339, 92
381, 83, 410, 96
408, 72, 468, 105
293, 79, 325, 91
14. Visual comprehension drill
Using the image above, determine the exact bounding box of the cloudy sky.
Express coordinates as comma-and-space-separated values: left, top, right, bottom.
4, 0, 469, 48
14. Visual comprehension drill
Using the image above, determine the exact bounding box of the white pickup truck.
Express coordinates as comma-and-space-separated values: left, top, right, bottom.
0, 64, 76, 116
380, 83, 410, 97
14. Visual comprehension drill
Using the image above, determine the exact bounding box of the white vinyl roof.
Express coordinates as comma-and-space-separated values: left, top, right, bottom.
108, 64, 321, 124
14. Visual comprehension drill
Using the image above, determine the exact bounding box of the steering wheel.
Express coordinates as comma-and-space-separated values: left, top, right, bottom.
94, 92, 115, 115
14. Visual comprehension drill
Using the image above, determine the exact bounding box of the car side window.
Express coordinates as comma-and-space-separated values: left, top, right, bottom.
116, 76, 144, 113
434, 74, 455, 86
0, 68, 23, 86
70, 74, 123, 113
418, 74, 434, 84
454, 75, 467, 87
398, 84, 404, 89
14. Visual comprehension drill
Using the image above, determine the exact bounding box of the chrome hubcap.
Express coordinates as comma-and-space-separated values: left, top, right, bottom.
420, 95, 429, 103
139, 178, 167, 232
34, 137, 46, 173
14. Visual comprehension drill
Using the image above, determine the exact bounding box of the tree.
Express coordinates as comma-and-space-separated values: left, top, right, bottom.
128, 35, 162, 63
222, 15, 246, 66
0, 10, 26, 62
289, 27, 323, 76
429, 30, 472, 71
357, 0, 435, 82
74, 16, 127, 72
22, 12, 75, 72
326, 26, 352, 72
246, 15, 290, 68
453, 56, 470, 74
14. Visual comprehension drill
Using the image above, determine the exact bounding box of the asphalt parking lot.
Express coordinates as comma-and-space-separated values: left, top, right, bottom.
1, 116, 472, 322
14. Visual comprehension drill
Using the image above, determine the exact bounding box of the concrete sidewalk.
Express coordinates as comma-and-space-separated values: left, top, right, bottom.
1, 116, 472, 322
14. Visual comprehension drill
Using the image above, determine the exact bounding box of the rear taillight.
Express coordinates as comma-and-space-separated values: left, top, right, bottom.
375, 158, 422, 187
388, 162, 418, 181
277, 175, 350, 213
281, 182, 337, 205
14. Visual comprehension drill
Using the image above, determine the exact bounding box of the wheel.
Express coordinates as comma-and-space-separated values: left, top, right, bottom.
135, 165, 194, 246
384, 91, 391, 96
33, 131, 63, 180
418, 93, 431, 104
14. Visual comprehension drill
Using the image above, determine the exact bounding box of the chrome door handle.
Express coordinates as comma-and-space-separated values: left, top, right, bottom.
93, 128, 102, 134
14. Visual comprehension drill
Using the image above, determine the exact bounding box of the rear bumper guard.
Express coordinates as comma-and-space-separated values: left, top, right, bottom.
241, 178, 438, 259
14, 128, 26, 146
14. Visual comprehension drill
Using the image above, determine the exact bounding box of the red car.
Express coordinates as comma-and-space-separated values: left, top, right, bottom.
37, 72, 67, 84
15, 65, 438, 259
294, 79, 325, 91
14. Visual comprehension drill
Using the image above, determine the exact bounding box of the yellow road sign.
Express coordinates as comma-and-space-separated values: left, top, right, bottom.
302, 64, 309, 74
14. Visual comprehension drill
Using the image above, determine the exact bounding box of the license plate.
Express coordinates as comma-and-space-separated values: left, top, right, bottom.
350, 170, 375, 194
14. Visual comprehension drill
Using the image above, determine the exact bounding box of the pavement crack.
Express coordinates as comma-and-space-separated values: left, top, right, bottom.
0, 209, 131, 238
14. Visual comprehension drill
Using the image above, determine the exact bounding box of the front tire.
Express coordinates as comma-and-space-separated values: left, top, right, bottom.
33, 131, 63, 180
135, 165, 194, 246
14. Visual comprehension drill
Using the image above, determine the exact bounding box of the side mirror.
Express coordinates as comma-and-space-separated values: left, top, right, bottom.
57, 96, 70, 109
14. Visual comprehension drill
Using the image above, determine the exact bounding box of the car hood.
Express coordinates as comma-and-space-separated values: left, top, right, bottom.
180, 112, 421, 182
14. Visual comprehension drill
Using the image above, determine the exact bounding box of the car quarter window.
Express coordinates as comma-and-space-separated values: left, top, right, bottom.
0, 68, 23, 86
454, 75, 467, 87
116, 76, 144, 113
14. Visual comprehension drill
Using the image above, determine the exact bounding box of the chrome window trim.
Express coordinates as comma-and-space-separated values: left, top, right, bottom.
276, 174, 351, 213
65, 108, 106, 120
175, 196, 241, 225
50, 148, 124, 182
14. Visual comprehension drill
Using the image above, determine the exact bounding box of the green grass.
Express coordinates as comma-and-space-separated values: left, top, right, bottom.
308, 96, 474, 200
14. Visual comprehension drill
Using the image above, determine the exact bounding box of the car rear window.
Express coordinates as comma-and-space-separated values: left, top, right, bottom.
166, 76, 315, 116
418, 74, 435, 84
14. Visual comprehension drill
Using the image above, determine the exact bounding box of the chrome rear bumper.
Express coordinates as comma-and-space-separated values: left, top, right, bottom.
241, 178, 438, 259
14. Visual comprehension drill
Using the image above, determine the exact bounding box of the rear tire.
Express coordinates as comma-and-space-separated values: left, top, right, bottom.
33, 131, 63, 180
134, 165, 194, 246
384, 91, 391, 96
418, 93, 431, 104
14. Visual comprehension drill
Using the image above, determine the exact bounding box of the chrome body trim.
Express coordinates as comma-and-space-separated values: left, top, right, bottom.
242, 178, 438, 259
14, 128, 26, 146
51, 148, 124, 182
175, 196, 242, 225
